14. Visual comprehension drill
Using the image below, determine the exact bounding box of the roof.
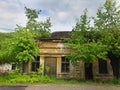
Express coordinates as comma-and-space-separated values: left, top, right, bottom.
40, 31, 71, 40
50, 31, 71, 39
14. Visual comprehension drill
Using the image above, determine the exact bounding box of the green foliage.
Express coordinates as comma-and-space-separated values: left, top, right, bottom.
0, 32, 15, 63
45, 66, 50, 75
65, 9, 108, 64
0, 32, 10, 42
13, 28, 39, 62
25, 7, 51, 37
10, 7, 51, 71
37, 65, 43, 75
0, 7, 51, 72
0, 73, 81, 84
94, 0, 120, 57
75, 9, 90, 32
0, 73, 53, 84
0, 73, 70, 84
65, 0, 120, 65
94, 0, 120, 30
0, 73, 120, 85
67, 42, 108, 64
0, 27, 39, 65
25, 7, 40, 21
111, 78, 120, 84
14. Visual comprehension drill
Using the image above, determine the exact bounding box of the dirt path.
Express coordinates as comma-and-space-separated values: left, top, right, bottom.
26, 84, 120, 90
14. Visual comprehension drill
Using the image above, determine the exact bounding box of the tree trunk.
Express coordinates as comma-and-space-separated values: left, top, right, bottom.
22, 61, 31, 74
108, 53, 120, 78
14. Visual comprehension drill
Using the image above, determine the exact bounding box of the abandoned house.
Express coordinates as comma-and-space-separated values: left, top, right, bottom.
30, 31, 114, 81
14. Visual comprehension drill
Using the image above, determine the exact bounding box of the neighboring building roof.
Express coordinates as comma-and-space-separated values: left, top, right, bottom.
40, 31, 71, 40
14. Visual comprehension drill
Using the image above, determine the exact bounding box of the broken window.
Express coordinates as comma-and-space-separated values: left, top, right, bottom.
31, 56, 40, 72
98, 59, 108, 74
61, 56, 70, 72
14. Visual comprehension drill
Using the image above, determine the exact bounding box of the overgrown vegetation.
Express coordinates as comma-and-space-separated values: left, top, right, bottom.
0, 0, 120, 84
0, 72, 79, 84
0, 33, 11, 63
0, 73, 120, 85
65, 0, 120, 78
0, 7, 51, 73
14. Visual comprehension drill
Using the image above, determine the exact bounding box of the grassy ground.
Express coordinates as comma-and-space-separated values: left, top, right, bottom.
0, 73, 120, 86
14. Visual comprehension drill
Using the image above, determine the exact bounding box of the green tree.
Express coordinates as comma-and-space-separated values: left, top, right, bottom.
0, 32, 14, 63
94, 0, 120, 78
66, 0, 120, 78
25, 7, 51, 37
0, 7, 51, 73
9, 27, 39, 73
12, 7, 52, 73
65, 9, 108, 66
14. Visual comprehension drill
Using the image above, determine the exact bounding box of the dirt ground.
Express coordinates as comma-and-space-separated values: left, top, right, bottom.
26, 84, 120, 90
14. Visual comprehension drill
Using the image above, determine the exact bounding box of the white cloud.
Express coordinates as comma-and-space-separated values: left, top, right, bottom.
57, 12, 69, 20
24, 0, 106, 31
51, 22, 74, 32
1, 0, 119, 32
0, 0, 26, 32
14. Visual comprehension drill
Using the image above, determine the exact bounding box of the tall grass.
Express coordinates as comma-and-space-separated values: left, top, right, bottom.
0, 73, 120, 86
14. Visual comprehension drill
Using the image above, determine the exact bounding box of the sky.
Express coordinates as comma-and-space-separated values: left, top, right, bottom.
0, 0, 119, 32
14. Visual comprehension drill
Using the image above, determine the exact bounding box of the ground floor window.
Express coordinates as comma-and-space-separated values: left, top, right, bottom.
61, 56, 70, 72
31, 56, 40, 72
98, 59, 108, 74
12, 63, 16, 70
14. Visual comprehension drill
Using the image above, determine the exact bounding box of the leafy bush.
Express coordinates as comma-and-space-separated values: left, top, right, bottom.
37, 65, 43, 75
111, 78, 120, 84
38, 76, 52, 83
0, 73, 54, 84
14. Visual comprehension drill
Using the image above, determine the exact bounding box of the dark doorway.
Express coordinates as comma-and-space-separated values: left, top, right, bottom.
44, 57, 57, 76
85, 63, 93, 80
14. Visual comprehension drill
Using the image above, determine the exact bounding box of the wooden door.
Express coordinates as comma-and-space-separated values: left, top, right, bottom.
44, 57, 57, 76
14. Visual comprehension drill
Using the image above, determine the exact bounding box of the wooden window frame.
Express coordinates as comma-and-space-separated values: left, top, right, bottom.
61, 56, 70, 73
98, 59, 108, 74
31, 56, 40, 72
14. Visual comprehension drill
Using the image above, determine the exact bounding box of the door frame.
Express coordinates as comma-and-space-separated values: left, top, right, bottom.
44, 56, 57, 76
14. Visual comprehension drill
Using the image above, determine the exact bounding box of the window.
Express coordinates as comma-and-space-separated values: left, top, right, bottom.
99, 59, 108, 74
61, 56, 70, 72
12, 63, 16, 70
31, 56, 40, 72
